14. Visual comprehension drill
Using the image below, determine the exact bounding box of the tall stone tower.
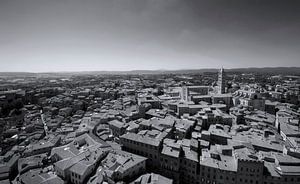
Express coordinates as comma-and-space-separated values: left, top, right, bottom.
217, 67, 225, 94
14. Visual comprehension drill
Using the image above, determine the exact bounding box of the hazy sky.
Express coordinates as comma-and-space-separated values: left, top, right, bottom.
0, 0, 300, 72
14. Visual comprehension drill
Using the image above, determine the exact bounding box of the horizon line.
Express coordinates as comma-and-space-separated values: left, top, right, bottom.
0, 66, 300, 74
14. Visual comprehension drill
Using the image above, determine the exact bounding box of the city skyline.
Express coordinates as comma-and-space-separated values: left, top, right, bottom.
1, 0, 300, 72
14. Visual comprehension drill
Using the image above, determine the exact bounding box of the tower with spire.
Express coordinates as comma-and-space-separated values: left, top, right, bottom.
217, 67, 225, 94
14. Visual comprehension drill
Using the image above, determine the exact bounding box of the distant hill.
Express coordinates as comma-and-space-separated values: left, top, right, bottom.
0, 67, 299, 77
127, 67, 300, 75
226, 67, 300, 75
0, 72, 36, 78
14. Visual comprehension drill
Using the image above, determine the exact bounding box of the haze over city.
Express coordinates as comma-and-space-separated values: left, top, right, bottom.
0, 0, 300, 72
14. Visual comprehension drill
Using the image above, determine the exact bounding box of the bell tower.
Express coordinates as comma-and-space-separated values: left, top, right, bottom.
217, 67, 225, 94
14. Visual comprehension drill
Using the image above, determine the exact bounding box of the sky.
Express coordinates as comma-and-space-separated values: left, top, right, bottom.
0, 0, 300, 72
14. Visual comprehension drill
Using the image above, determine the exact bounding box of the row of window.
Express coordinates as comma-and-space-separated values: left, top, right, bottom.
240, 167, 260, 173
71, 178, 81, 184
194, 172, 300, 184
125, 147, 158, 160
122, 138, 158, 150
269, 177, 300, 182
71, 172, 81, 180
123, 167, 143, 179
264, 177, 300, 184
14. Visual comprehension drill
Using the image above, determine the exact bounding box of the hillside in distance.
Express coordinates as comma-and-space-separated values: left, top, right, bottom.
0, 67, 300, 77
